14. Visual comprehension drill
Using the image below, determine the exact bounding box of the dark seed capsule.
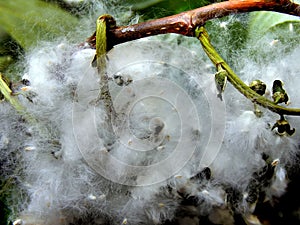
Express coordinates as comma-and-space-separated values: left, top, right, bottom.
245, 154, 278, 204
272, 80, 284, 93
21, 78, 31, 86
190, 167, 211, 181
225, 186, 243, 212
113, 75, 124, 86
113, 74, 132, 86
249, 80, 266, 96
272, 80, 289, 104
271, 116, 295, 136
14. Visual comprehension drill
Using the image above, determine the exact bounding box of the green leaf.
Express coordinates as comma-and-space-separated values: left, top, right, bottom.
247, 8, 300, 63
0, 56, 13, 72
248, 0, 300, 40
124, 0, 210, 20
0, 0, 78, 50
123, 0, 164, 10
248, 11, 300, 38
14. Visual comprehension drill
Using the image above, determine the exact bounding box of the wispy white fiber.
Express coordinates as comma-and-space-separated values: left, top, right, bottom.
1, 7, 299, 225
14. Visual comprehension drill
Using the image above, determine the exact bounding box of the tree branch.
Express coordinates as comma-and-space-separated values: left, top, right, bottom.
84, 0, 300, 117
196, 27, 300, 116
86, 0, 300, 48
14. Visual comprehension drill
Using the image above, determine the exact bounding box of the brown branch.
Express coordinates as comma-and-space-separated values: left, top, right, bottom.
85, 0, 300, 48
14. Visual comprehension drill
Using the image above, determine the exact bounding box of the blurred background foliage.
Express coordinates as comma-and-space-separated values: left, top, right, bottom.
123, 0, 210, 20
0, 0, 299, 224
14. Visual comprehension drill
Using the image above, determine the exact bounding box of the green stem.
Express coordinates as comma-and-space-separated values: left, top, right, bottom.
95, 15, 118, 149
96, 15, 117, 120
195, 27, 300, 116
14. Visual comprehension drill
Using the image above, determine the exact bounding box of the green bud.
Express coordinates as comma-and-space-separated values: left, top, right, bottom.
215, 65, 228, 100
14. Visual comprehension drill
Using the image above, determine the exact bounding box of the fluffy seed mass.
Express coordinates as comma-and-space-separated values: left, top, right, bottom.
1, 1, 300, 225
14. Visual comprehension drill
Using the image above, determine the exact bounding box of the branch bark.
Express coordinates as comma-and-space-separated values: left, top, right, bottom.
86, 0, 300, 48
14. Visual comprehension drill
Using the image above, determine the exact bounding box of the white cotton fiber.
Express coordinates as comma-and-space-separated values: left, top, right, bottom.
1, 9, 300, 225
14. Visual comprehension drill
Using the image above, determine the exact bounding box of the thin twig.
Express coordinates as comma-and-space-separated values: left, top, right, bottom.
95, 15, 117, 149
95, 15, 117, 120
196, 27, 300, 116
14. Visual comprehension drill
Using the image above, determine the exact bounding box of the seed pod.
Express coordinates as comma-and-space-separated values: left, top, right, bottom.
190, 167, 211, 182
225, 186, 243, 213
249, 80, 266, 96
245, 154, 279, 206
271, 116, 295, 136
249, 80, 266, 117
113, 74, 133, 86
272, 80, 289, 104
215, 66, 228, 100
